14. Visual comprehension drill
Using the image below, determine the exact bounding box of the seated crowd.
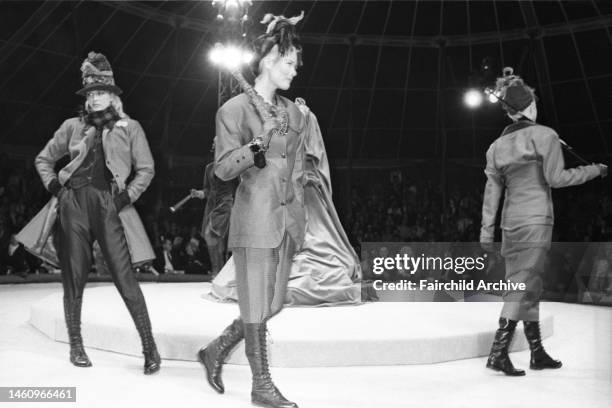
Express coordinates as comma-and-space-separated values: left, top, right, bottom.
1, 160, 610, 283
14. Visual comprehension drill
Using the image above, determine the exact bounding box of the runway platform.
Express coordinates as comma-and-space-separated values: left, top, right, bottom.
29, 282, 553, 367
2, 283, 607, 408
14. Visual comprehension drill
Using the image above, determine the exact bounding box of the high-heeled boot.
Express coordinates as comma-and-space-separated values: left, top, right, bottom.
523, 320, 562, 370
198, 318, 244, 393
245, 322, 298, 408
63, 297, 92, 367
486, 317, 525, 376
129, 302, 161, 375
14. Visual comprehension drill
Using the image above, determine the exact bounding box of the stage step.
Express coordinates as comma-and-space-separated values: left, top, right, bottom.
29, 283, 553, 367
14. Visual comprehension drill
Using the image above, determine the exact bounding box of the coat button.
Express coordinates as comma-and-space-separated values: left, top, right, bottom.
281, 153, 286, 158
280, 202, 285, 206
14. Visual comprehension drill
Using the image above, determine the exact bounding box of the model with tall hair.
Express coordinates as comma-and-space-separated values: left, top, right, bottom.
210, 96, 365, 307
198, 12, 311, 408
480, 67, 607, 376
33, 52, 161, 374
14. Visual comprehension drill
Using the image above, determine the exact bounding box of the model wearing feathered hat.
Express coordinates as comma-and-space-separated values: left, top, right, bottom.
480, 67, 608, 376
33, 51, 161, 374
197, 11, 310, 408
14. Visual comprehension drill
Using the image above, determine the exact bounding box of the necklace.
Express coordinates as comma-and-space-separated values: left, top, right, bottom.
247, 86, 290, 150
263, 98, 289, 146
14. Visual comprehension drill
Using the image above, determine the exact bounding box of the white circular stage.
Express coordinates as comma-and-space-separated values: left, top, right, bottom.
28, 282, 553, 367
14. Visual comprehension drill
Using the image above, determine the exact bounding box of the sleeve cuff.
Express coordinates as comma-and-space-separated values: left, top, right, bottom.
480, 232, 494, 243
215, 144, 256, 180
480, 226, 495, 243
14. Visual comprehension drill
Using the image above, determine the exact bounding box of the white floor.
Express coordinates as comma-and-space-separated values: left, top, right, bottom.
0, 283, 610, 408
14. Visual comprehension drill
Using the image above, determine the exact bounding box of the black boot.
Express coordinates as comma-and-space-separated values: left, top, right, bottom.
143, 348, 161, 375
245, 322, 298, 408
198, 318, 244, 393
523, 321, 562, 370
486, 317, 525, 376
129, 303, 161, 375
63, 297, 92, 367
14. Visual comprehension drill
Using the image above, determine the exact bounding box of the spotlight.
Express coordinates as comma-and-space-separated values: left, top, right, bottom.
212, 0, 252, 22
464, 89, 483, 108
209, 44, 224, 65
242, 51, 253, 64
209, 43, 252, 70
484, 87, 500, 104
223, 46, 242, 70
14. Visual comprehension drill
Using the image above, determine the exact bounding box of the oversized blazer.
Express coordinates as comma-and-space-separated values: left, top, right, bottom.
214, 93, 308, 249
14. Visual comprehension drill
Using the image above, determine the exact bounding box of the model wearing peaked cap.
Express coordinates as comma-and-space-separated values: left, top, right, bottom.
480, 67, 607, 376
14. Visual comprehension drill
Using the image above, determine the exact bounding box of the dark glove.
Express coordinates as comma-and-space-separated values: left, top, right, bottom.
114, 190, 131, 212
254, 151, 266, 169
47, 179, 62, 197
249, 140, 267, 169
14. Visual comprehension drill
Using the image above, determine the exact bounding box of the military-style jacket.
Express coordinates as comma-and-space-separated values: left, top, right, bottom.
480, 121, 601, 242
35, 117, 154, 203
29, 116, 155, 264
214, 93, 308, 249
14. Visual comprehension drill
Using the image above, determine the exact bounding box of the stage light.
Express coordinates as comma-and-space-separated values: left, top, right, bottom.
209, 44, 224, 65
209, 43, 252, 70
464, 89, 483, 108
242, 51, 253, 64
484, 87, 501, 104
212, 0, 252, 22
223, 46, 243, 70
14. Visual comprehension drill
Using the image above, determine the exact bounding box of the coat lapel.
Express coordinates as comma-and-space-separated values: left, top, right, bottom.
79, 125, 97, 153
101, 127, 110, 155
58, 125, 96, 184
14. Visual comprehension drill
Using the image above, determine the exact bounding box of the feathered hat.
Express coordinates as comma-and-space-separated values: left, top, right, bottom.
251, 11, 304, 74
493, 67, 536, 115
76, 51, 123, 96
